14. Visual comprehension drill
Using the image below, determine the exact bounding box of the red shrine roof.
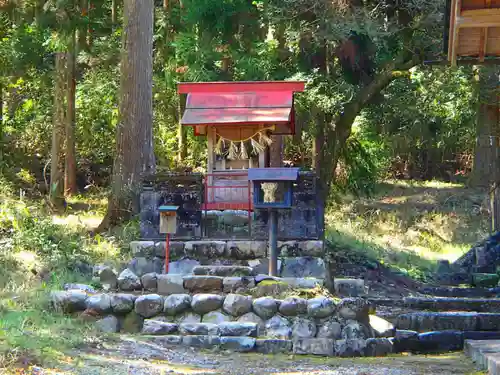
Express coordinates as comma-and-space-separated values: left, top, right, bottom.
178, 81, 305, 135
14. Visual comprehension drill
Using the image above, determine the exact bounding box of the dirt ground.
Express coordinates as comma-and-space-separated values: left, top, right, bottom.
3, 337, 483, 375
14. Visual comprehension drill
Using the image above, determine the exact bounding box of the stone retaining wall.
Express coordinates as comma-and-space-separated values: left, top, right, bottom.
51, 290, 379, 356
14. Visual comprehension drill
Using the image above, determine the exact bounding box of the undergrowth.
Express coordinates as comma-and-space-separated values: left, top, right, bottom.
326, 180, 490, 281
0, 174, 136, 368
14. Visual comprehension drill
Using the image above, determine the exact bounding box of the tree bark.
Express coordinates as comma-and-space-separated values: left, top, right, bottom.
470, 66, 500, 188
50, 53, 68, 209
98, 0, 155, 230
112, 0, 118, 25
65, 30, 78, 196
0, 83, 3, 168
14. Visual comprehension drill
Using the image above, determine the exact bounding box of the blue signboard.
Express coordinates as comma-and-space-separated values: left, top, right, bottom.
248, 168, 299, 181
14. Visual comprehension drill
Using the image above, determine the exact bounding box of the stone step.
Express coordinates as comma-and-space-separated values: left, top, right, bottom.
395, 312, 500, 332
370, 297, 500, 313
465, 340, 500, 375
192, 266, 256, 277
419, 286, 499, 298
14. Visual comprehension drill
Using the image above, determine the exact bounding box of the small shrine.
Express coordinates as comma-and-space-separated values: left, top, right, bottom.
446, 0, 500, 65
139, 81, 322, 245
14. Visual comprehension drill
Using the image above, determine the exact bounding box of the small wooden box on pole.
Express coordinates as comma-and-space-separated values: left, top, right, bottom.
158, 205, 179, 273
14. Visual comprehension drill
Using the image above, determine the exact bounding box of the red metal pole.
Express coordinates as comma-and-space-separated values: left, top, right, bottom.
165, 233, 170, 274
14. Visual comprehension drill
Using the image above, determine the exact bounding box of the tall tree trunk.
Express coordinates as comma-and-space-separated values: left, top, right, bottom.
471, 66, 500, 188
50, 53, 68, 209
65, 31, 78, 196
112, 0, 118, 25
0, 83, 3, 169
98, 0, 155, 230
78, 0, 88, 51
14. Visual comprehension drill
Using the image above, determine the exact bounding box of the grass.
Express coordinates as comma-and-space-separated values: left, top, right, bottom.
327, 180, 491, 280
0, 176, 137, 369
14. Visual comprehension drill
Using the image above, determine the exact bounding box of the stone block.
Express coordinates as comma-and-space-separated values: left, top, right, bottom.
226, 241, 266, 259
369, 315, 394, 337
96, 315, 119, 333
281, 257, 326, 278
141, 273, 158, 291
134, 294, 164, 318
128, 257, 164, 277
238, 312, 265, 336
50, 290, 87, 313
202, 310, 232, 324
417, 331, 464, 353
182, 335, 221, 348
255, 339, 292, 354
477, 313, 500, 331
393, 330, 419, 353
223, 294, 252, 317
253, 279, 290, 297
279, 241, 324, 257
337, 298, 373, 322
365, 338, 393, 357
473, 273, 500, 288
334, 279, 366, 297
86, 294, 112, 313
130, 241, 155, 256
117, 269, 142, 291
179, 323, 219, 336
148, 335, 183, 345
164, 294, 192, 316
157, 274, 187, 295
220, 337, 256, 352
317, 318, 342, 339
291, 317, 316, 339
223, 277, 256, 293
335, 339, 367, 357
279, 297, 308, 316
111, 293, 136, 314
183, 276, 223, 293
193, 266, 256, 277
253, 297, 279, 320
168, 259, 200, 275
191, 294, 225, 314
184, 241, 227, 258
155, 241, 185, 259
265, 315, 292, 339
248, 259, 282, 275
176, 312, 201, 324
293, 338, 335, 356
307, 297, 336, 319
282, 278, 324, 289
218, 322, 258, 337
141, 320, 178, 335
341, 321, 368, 340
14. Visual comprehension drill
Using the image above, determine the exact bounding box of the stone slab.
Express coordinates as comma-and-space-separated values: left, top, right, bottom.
219, 336, 256, 352
183, 276, 223, 293
293, 338, 335, 356
157, 274, 187, 295
226, 241, 267, 259
193, 266, 256, 277
334, 279, 366, 297
396, 312, 500, 332
281, 257, 326, 278
255, 339, 293, 354
181, 335, 221, 349
464, 340, 500, 375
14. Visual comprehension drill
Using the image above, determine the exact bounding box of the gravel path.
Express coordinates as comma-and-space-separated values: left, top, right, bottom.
33, 337, 478, 375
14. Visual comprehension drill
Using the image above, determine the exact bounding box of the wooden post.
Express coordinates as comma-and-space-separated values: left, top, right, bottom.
165, 233, 170, 273
268, 209, 278, 276
491, 136, 500, 233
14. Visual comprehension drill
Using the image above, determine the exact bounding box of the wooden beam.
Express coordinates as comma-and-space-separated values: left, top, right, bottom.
479, 27, 489, 62
455, 13, 500, 29
451, 0, 462, 66
448, 0, 457, 62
